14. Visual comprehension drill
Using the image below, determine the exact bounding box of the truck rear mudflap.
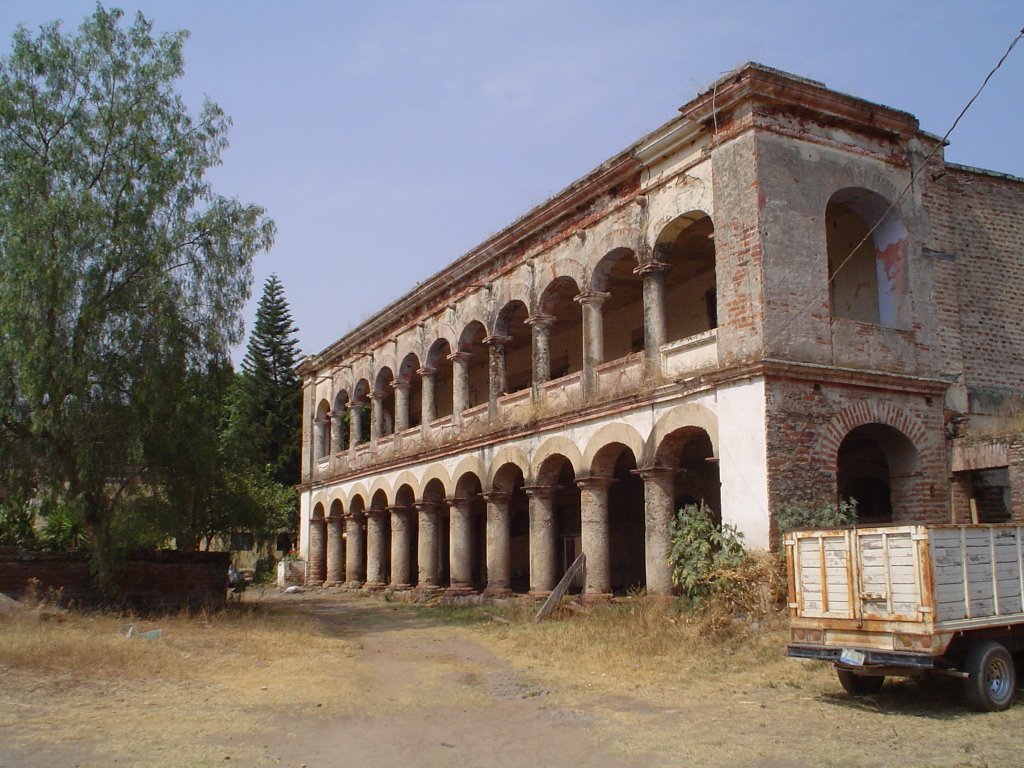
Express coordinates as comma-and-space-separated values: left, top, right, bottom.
787, 643, 935, 670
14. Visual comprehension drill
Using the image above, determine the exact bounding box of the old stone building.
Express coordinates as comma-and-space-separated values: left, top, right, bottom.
296, 63, 1024, 597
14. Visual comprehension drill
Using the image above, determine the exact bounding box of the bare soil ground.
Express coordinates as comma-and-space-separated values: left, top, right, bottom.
1, 590, 1022, 768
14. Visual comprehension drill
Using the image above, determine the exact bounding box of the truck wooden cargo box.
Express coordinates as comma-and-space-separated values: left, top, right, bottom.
785, 524, 1024, 711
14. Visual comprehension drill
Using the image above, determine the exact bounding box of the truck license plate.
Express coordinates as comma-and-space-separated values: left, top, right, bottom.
840, 648, 866, 666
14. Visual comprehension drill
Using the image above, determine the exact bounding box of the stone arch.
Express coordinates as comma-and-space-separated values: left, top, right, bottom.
458, 321, 489, 409
310, 500, 326, 520
394, 483, 416, 508
419, 464, 452, 498
538, 276, 583, 380
397, 352, 423, 430
494, 300, 532, 396
373, 349, 398, 379
426, 337, 454, 420
370, 488, 389, 510
328, 490, 346, 512
815, 400, 928, 468
837, 424, 920, 524
452, 455, 487, 490
539, 256, 587, 290
368, 476, 393, 505
651, 210, 717, 340
349, 493, 366, 514
347, 483, 370, 508
373, 366, 396, 437
531, 436, 584, 481
583, 423, 646, 476
825, 187, 910, 329
328, 498, 344, 517
314, 399, 331, 460
393, 470, 420, 500
421, 477, 447, 503
488, 445, 532, 488
591, 248, 645, 363
644, 403, 719, 466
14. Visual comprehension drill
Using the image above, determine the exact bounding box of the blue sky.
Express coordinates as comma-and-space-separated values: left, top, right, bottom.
2, 2, 1022, 364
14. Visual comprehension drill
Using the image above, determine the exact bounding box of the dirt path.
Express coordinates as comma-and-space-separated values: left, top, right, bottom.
264, 595, 648, 768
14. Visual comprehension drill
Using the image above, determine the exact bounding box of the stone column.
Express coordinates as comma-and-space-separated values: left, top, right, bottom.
575, 291, 609, 398
392, 381, 410, 433
418, 367, 436, 437
325, 514, 345, 586
636, 261, 670, 375
415, 501, 440, 589
447, 351, 471, 427
307, 516, 327, 585
447, 496, 475, 594
524, 485, 558, 595
348, 401, 363, 450
344, 511, 365, 588
389, 506, 412, 590
313, 418, 328, 460
330, 410, 346, 453
370, 391, 384, 443
482, 491, 511, 595
364, 507, 387, 589
484, 335, 510, 421
527, 314, 554, 395
577, 476, 614, 599
634, 467, 676, 595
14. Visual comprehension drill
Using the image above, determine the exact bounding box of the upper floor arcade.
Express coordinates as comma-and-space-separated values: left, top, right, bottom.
299, 63, 1008, 487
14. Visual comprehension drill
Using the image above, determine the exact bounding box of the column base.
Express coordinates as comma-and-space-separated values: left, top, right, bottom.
363, 580, 387, 591
343, 579, 364, 590
322, 579, 343, 588
528, 589, 553, 600
483, 585, 512, 597
306, 578, 325, 588
445, 584, 477, 597
388, 582, 413, 592
580, 591, 613, 605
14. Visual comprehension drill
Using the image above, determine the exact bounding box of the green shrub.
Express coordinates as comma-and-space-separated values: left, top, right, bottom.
775, 498, 857, 534
668, 503, 745, 601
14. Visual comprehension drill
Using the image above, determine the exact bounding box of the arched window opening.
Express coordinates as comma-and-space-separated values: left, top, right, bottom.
374, 367, 395, 437
333, 390, 350, 451
537, 454, 582, 589
427, 339, 454, 420
494, 462, 530, 593
837, 423, 919, 524
539, 277, 583, 380
654, 212, 717, 343
398, 353, 423, 429
495, 301, 531, 395
458, 322, 489, 409
593, 249, 644, 361
826, 188, 909, 329
314, 399, 331, 459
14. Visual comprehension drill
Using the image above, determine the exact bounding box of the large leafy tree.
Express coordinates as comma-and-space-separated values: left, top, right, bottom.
0, 7, 275, 579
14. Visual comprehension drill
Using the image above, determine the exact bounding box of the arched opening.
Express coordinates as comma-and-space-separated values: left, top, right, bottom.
370, 488, 392, 584
656, 426, 721, 519
374, 367, 396, 437
593, 248, 644, 361
654, 212, 717, 343
458, 321, 489, 410
592, 443, 645, 593
395, 483, 418, 586
398, 353, 423, 430
352, 379, 371, 446
539, 277, 583, 381
328, 498, 346, 581
314, 399, 331, 459
426, 339, 454, 420
495, 301, 531, 395
837, 423, 919, 524
537, 454, 582, 589
493, 462, 530, 593
826, 188, 909, 329
454, 472, 487, 591
423, 478, 449, 587
308, 502, 327, 583
349, 494, 368, 583
333, 390, 350, 451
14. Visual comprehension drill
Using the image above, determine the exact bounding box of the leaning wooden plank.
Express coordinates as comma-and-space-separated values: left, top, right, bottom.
534, 552, 586, 623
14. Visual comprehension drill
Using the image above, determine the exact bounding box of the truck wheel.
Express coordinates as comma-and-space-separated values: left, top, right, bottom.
963, 640, 1016, 712
837, 668, 884, 695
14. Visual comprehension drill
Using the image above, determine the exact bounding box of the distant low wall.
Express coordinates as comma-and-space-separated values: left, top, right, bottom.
0, 549, 229, 611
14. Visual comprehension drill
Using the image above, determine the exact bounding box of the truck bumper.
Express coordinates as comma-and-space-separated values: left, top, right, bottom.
787, 643, 935, 670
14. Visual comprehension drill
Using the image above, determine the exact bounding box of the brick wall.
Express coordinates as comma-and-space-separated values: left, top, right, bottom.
0, 550, 229, 611
924, 167, 1024, 413
765, 377, 949, 541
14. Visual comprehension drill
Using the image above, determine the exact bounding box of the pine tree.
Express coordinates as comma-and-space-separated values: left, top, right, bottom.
231, 275, 303, 486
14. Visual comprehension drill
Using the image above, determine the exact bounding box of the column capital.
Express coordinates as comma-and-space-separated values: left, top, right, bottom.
387, 504, 412, 514
391, 379, 410, 391
313, 417, 330, 426
364, 506, 388, 518
344, 509, 365, 521
523, 484, 558, 499
329, 409, 347, 419
574, 290, 611, 307
525, 313, 555, 329
483, 334, 512, 348
446, 350, 472, 364
631, 465, 677, 480
576, 475, 617, 491
414, 500, 443, 514
369, 390, 386, 401
417, 366, 437, 377
347, 400, 367, 412
481, 490, 512, 505
634, 260, 671, 277
445, 495, 476, 510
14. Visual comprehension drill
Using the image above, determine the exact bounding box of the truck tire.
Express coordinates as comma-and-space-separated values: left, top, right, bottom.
836, 668, 884, 695
963, 640, 1016, 712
